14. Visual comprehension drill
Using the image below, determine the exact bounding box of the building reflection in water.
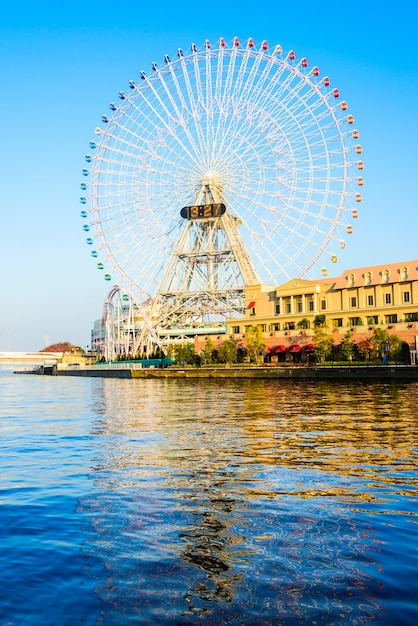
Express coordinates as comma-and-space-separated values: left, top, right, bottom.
77, 378, 418, 623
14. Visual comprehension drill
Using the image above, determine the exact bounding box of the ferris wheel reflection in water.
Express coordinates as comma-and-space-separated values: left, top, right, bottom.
73, 379, 416, 623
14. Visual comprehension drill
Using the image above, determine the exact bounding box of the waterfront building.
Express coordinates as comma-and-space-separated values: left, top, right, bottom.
194, 260, 418, 363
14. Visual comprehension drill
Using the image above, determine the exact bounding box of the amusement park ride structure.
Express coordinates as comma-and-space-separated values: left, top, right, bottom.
81, 37, 363, 359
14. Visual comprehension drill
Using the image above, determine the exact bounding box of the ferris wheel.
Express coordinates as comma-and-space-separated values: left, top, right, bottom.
80, 37, 363, 332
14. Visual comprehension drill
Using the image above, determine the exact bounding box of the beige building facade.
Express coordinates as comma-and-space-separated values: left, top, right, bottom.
194, 260, 418, 360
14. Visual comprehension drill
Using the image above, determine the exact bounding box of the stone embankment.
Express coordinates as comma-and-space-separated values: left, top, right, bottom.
55, 364, 418, 381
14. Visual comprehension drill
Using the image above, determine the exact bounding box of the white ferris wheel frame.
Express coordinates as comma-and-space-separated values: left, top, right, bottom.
81, 37, 363, 342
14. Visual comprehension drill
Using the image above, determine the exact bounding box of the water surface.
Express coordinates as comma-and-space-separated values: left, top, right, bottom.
1, 373, 417, 624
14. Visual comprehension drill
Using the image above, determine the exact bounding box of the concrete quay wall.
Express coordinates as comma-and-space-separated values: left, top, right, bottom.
131, 365, 418, 381
55, 365, 418, 381
57, 368, 132, 379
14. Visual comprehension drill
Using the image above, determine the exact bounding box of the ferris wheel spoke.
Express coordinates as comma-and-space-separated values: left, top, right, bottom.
120, 95, 203, 170
213, 49, 255, 153
147, 64, 204, 162
177, 54, 209, 162
94, 120, 199, 179
164, 63, 209, 162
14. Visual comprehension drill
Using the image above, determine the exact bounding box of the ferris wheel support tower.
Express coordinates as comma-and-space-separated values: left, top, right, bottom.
152, 175, 259, 323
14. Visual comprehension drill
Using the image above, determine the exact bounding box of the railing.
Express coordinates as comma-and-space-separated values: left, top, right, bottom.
63, 362, 143, 371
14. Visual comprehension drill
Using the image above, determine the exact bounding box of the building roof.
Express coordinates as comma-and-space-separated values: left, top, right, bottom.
331, 260, 418, 289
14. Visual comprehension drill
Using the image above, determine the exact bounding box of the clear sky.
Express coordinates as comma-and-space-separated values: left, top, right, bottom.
1, 0, 417, 352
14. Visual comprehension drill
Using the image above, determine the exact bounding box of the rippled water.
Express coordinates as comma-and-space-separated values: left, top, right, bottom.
1, 371, 418, 625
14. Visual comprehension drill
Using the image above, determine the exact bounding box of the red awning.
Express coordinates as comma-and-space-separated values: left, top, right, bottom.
289, 344, 302, 353
304, 343, 315, 352
263, 346, 271, 354
248, 301, 256, 308
273, 345, 286, 354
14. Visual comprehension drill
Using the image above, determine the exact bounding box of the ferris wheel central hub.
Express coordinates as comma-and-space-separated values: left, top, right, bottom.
201, 172, 223, 193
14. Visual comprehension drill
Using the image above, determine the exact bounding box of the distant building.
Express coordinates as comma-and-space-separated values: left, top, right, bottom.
91, 319, 106, 353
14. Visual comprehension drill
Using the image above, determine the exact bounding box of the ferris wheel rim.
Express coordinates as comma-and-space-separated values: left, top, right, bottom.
81, 36, 363, 299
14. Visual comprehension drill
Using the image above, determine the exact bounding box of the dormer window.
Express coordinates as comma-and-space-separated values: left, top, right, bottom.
400, 266, 408, 281
382, 269, 390, 284
348, 273, 355, 288
364, 271, 372, 286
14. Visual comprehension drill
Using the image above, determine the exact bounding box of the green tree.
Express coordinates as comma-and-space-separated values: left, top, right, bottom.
370, 328, 402, 361
175, 343, 196, 365
202, 338, 214, 364
313, 326, 335, 363
339, 329, 356, 361
217, 339, 238, 364
313, 314, 326, 328
245, 325, 266, 363
298, 318, 310, 329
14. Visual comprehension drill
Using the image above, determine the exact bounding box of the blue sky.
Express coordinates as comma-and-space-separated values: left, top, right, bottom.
0, 0, 417, 352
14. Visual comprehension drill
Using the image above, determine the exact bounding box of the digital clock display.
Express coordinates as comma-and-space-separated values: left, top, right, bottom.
180, 203, 226, 220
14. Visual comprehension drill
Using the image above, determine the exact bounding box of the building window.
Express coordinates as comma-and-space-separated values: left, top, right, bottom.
382, 269, 390, 284
283, 322, 295, 331
385, 293, 391, 304
351, 297, 357, 307
309, 300, 314, 311
364, 272, 372, 286
405, 312, 418, 322
275, 304, 280, 315
286, 302, 291, 314
333, 318, 343, 327
400, 266, 408, 281
386, 314, 398, 324
349, 317, 361, 326
403, 291, 410, 303
261, 324, 267, 332
348, 274, 355, 288
250, 307, 256, 316
367, 295, 374, 306
297, 300, 303, 313
272, 323, 280, 331
232, 326, 240, 334
320, 298, 326, 310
